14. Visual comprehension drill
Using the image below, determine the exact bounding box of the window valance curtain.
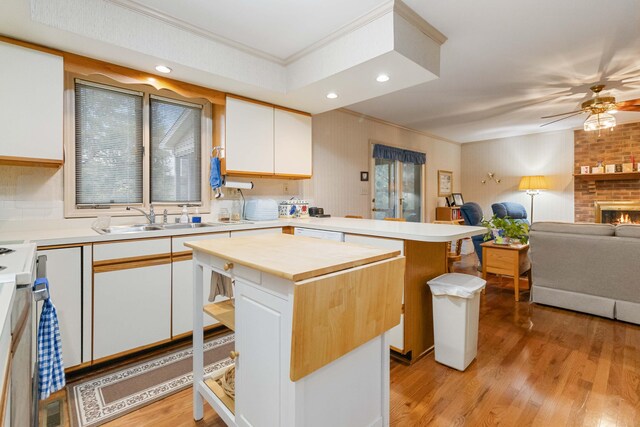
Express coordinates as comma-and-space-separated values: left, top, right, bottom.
372, 144, 426, 165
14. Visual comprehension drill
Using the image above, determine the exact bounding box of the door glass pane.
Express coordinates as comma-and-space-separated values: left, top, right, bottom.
374, 158, 396, 220
402, 162, 422, 222
150, 98, 202, 203
75, 82, 143, 205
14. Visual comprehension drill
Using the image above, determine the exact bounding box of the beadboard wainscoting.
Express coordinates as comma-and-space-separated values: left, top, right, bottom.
460, 130, 575, 222
305, 109, 462, 221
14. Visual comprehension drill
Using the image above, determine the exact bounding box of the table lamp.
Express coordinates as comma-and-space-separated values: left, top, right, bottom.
518, 175, 548, 222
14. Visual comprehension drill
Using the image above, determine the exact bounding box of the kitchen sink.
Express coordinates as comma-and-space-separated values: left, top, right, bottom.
94, 224, 165, 234
92, 221, 251, 235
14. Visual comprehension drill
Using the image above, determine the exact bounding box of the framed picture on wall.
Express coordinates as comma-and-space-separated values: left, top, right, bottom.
452, 193, 464, 206
438, 170, 453, 197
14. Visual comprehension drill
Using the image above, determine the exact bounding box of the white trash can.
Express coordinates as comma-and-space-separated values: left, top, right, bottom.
427, 273, 486, 371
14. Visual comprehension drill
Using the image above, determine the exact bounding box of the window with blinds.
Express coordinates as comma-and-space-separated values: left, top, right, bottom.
150, 96, 202, 203
75, 81, 143, 205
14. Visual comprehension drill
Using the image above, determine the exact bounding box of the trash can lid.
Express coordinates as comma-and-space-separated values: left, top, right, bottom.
427, 273, 486, 298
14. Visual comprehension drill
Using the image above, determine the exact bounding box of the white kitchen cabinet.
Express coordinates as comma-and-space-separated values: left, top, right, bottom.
225, 96, 312, 178
225, 97, 274, 175
172, 233, 230, 337
274, 109, 312, 177
234, 279, 289, 426
0, 41, 63, 164
93, 238, 172, 360
38, 247, 83, 368
345, 234, 406, 352
93, 263, 171, 360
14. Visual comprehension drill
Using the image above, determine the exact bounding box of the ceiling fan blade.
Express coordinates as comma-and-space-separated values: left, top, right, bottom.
540, 110, 584, 119
616, 99, 640, 108
617, 105, 640, 112
540, 112, 584, 127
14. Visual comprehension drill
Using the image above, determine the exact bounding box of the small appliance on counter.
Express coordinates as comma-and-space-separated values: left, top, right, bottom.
309, 207, 331, 218
244, 199, 279, 221
279, 199, 310, 218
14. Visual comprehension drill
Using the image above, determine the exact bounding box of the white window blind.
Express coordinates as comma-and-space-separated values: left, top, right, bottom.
75, 81, 143, 205
150, 96, 202, 204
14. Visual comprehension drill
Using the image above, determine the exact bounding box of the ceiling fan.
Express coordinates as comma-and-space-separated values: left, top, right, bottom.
541, 85, 640, 131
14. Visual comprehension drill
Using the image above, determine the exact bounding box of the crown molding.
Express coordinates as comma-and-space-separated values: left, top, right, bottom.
283, 1, 394, 64
337, 108, 461, 145
393, 0, 447, 45
105, 0, 287, 64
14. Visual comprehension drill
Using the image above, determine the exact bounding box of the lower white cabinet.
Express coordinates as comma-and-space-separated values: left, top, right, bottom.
38, 247, 83, 368
93, 263, 171, 360
234, 279, 289, 426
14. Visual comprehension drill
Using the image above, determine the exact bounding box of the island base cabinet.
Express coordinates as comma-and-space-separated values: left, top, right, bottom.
234, 279, 291, 427
93, 263, 171, 360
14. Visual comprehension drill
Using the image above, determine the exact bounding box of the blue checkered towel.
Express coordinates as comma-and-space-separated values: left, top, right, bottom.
35, 278, 65, 400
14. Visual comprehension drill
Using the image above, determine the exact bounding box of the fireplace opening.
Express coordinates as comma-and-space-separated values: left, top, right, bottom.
595, 201, 640, 224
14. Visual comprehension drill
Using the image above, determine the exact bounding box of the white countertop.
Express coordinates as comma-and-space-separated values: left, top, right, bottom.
0, 217, 485, 247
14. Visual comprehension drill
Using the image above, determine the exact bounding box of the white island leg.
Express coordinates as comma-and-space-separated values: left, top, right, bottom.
193, 262, 205, 421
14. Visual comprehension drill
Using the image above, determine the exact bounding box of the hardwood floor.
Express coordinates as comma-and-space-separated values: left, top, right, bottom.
52, 255, 640, 426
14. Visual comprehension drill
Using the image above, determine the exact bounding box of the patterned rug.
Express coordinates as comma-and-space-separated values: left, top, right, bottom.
67, 333, 235, 427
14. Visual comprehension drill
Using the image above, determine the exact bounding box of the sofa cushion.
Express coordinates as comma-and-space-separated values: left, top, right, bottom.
531, 221, 615, 236
615, 224, 640, 238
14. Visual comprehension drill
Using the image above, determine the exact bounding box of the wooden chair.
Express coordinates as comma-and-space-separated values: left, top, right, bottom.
434, 220, 463, 273
345, 215, 363, 219
384, 217, 406, 222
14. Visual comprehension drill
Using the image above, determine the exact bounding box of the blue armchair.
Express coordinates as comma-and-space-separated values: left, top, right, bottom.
460, 202, 486, 266
491, 202, 530, 226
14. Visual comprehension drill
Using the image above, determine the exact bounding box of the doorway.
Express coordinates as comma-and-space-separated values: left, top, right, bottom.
372, 153, 425, 222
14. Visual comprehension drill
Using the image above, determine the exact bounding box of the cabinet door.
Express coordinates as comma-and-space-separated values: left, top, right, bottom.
274, 109, 312, 176
225, 97, 274, 174
172, 260, 220, 337
235, 279, 290, 427
0, 41, 63, 161
94, 263, 171, 360
38, 247, 82, 368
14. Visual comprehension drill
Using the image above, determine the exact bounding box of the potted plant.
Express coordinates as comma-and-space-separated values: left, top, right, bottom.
481, 215, 529, 245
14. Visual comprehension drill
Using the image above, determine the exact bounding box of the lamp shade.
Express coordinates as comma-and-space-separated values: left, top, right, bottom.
519, 175, 548, 191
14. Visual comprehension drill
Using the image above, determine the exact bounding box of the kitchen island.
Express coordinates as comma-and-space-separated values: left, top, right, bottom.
187, 233, 405, 427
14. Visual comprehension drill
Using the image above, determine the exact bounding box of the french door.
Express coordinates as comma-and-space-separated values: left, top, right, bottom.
372, 158, 424, 222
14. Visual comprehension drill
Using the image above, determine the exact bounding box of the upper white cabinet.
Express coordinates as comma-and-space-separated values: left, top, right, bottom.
274, 109, 312, 176
225, 97, 274, 175
0, 41, 63, 165
225, 96, 312, 178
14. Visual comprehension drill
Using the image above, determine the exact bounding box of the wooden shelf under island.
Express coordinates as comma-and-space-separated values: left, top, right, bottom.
203, 299, 235, 331
573, 172, 640, 181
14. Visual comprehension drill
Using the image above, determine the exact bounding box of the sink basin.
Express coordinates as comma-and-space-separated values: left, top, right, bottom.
94, 224, 164, 234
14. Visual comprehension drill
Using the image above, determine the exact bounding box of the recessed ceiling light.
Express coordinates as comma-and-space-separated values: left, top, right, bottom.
376, 74, 390, 83
155, 65, 172, 74
326, 92, 338, 99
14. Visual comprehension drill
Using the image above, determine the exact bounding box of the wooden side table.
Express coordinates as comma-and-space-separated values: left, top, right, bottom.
481, 241, 531, 301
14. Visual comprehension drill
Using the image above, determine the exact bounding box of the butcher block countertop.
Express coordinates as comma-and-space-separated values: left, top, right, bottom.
185, 233, 401, 282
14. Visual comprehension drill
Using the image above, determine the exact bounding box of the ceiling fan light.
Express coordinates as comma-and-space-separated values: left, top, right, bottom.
584, 112, 616, 132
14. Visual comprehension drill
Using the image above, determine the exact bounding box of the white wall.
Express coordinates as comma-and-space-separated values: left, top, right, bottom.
304, 109, 461, 220
460, 130, 574, 222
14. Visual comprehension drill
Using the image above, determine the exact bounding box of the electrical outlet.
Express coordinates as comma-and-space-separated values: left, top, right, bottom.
283, 183, 290, 194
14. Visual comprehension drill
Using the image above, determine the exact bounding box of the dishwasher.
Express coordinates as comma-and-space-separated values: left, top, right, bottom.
293, 227, 345, 242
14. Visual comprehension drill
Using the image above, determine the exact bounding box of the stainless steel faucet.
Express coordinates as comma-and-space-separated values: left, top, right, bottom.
126, 205, 156, 224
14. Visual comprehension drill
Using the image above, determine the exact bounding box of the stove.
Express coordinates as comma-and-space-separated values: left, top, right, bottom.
0, 243, 37, 285
0, 247, 16, 256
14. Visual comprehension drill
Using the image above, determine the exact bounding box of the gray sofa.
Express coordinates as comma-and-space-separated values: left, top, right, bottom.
529, 222, 640, 324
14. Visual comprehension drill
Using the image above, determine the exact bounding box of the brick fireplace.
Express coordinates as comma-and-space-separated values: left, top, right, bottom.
574, 122, 640, 223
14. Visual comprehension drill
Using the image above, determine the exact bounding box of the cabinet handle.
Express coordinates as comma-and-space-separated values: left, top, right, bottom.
223, 262, 234, 271
230, 351, 239, 360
